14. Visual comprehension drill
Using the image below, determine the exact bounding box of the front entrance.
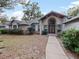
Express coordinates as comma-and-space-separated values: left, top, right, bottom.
48, 18, 56, 34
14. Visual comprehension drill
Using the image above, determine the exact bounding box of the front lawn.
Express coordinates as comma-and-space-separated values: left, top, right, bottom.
0, 35, 48, 59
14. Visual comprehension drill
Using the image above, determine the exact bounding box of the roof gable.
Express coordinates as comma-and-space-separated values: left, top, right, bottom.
10, 20, 20, 25
40, 11, 67, 20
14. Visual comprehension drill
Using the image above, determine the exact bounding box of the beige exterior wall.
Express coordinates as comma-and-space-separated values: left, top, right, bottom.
64, 20, 79, 31
41, 15, 63, 33
42, 16, 63, 25
10, 21, 29, 31
19, 25, 29, 30
9, 22, 18, 29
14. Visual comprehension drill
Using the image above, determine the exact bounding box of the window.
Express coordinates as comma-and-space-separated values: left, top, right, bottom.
57, 24, 62, 32
44, 25, 48, 29
31, 24, 35, 31
0, 26, 5, 28
13, 25, 18, 29
44, 25, 48, 32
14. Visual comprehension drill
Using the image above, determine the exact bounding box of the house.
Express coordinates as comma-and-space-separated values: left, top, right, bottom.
39, 11, 79, 35
0, 20, 30, 34
0, 24, 7, 30
0, 21, 10, 30
1, 11, 79, 35
9, 20, 29, 30
28, 19, 40, 33
63, 16, 79, 31
39, 11, 67, 35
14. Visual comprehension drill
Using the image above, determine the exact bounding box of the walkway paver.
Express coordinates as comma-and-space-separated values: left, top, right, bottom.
46, 35, 69, 59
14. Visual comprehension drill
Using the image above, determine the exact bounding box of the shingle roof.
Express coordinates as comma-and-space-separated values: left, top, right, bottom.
40, 11, 67, 20
19, 20, 28, 25
27, 18, 40, 25
10, 20, 29, 25
63, 16, 79, 24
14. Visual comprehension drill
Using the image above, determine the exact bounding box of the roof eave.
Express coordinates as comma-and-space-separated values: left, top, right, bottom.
40, 11, 67, 21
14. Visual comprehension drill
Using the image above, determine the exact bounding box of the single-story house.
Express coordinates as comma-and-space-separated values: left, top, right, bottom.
0, 20, 30, 34
0, 11, 79, 35
0, 21, 10, 30
63, 16, 79, 31
39, 11, 67, 35
28, 19, 40, 33
0, 24, 8, 30
38, 11, 79, 35
9, 20, 29, 31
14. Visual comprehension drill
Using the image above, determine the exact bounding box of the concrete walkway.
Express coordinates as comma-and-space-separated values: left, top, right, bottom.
46, 35, 69, 59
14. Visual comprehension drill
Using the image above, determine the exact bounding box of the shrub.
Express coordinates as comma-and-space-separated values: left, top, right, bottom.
27, 27, 34, 35
9, 29, 23, 35
42, 29, 48, 35
0, 29, 8, 34
61, 29, 79, 53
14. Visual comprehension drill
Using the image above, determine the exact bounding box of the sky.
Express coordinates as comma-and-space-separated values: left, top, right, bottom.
2, 0, 79, 20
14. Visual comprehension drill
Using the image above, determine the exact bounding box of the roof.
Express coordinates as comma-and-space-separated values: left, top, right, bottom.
40, 11, 67, 20
63, 16, 79, 24
0, 21, 11, 26
0, 23, 5, 26
19, 20, 28, 25
4, 21, 11, 25
10, 20, 29, 25
27, 18, 40, 25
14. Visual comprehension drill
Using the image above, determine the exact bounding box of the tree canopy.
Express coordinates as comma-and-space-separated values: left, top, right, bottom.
0, 0, 17, 12
0, 15, 8, 23
10, 16, 17, 20
67, 5, 79, 17
22, 1, 43, 21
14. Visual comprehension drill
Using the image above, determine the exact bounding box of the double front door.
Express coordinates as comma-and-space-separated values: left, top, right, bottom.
48, 24, 55, 34
48, 19, 56, 34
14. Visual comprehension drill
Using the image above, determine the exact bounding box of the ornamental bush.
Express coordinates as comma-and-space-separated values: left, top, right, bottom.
42, 29, 48, 35
61, 29, 79, 53
27, 27, 34, 35
9, 29, 23, 35
0, 29, 8, 34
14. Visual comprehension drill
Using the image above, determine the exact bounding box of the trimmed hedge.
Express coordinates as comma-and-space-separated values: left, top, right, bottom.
41, 29, 48, 35
0, 28, 35, 35
27, 27, 34, 35
0, 29, 8, 34
9, 29, 23, 35
61, 29, 79, 53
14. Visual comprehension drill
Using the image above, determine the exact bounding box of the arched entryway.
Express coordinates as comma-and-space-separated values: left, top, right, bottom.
48, 18, 56, 34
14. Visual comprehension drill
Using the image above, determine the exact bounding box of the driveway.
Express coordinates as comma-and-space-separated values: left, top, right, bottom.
46, 35, 69, 59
